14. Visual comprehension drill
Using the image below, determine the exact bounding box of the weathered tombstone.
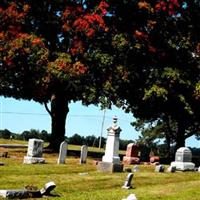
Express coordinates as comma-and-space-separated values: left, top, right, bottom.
170, 147, 195, 171
0, 182, 56, 199
57, 141, 67, 164
80, 145, 88, 164
167, 166, 176, 173
0, 162, 4, 166
122, 173, 134, 189
122, 194, 137, 200
23, 139, 45, 164
132, 165, 139, 172
40, 182, 56, 196
155, 164, 165, 172
123, 143, 140, 164
97, 116, 123, 172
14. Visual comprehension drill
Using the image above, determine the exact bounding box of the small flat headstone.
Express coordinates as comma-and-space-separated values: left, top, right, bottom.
122, 173, 133, 189
155, 165, 165, 172
0, 190, 29, 199
40, 181, 56, 196
0, 162, 5, 166
167, 166, 176, 173
132, 165, 139, 172
122, 194, 137, 200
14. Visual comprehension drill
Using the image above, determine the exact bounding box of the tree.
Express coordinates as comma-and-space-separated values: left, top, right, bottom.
0, 129, 12, 139
0, 0, 116, 151
109, 0, 200, 150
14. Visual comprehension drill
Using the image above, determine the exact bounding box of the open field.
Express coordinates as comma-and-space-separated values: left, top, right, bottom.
0, 140, 200, 200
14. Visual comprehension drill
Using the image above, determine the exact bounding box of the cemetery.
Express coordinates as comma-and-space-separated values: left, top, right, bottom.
1, 0, 200, 199
1, 120, 200, 200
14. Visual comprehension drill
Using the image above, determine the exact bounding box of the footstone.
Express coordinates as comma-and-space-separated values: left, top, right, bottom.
155, 165, 165, 172
122, 194, 137, 200
167, 166, 176, 173
23, 156, 45, 164
132, 165, 139, 172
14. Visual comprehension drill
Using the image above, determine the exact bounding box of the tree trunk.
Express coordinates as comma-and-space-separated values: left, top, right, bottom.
48, 93, 69, 152
175, 121, 186, 150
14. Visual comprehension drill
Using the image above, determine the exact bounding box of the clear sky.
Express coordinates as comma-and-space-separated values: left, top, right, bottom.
0, 97, 199, 148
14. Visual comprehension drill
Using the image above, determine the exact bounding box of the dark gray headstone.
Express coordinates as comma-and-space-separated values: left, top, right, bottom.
122, 173, 133, 189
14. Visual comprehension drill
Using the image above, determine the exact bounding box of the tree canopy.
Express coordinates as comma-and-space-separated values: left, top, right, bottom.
1, 0, 200, 151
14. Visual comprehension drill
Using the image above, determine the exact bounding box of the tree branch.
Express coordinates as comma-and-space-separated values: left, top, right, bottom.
44, 102, 52, 117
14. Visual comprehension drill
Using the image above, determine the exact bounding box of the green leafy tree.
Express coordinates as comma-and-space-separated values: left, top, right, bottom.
109, 0, 200, 150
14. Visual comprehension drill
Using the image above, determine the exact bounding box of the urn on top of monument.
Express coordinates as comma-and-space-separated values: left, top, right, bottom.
107, 116, 122, 136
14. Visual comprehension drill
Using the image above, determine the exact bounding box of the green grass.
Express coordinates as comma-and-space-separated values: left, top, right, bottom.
0, 140, 200, 199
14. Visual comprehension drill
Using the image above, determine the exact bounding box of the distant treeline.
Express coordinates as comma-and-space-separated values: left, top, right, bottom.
0, 129, 134, 150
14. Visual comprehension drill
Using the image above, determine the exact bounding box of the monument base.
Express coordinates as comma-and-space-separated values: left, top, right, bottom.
170, 161, 195, 171
123, 156, 140, 165
97, 162, 123, 172
23, 156, 45, 164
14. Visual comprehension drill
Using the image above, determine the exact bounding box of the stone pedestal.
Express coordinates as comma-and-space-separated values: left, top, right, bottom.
97, 116, 123, 172
170, 147, 195, 171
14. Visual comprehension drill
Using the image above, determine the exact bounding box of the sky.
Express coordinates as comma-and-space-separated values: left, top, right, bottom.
0, 96, 199, 148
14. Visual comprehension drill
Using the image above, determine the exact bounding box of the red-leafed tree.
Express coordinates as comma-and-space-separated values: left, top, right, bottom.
0, 0, 116, 151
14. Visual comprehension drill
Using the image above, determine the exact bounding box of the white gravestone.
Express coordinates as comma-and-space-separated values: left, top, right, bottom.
80, 145, 88, 164
97, 116, 123, 172
57, 141, 67, 164
23, 139, 45, 164
102, 116, 121, 164
170, 147, 195, 171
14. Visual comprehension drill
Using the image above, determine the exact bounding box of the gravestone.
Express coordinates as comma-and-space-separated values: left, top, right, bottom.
40, 181, 56, 196
0, 182, 56, 199
132, 165, 139, 172
123, 143, 140, 164
155, 164, 165, 172
170, 147, 195, 171
23, 139, 45, 164
97, 116, 123, 172
57, 141, 67, 164
80, 145, 88, 164
167, 166, 176, 173
122, 194, 137, 200
122, 173, 133, 189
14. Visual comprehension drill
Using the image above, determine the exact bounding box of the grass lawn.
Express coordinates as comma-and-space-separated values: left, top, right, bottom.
0, 140, 200, 199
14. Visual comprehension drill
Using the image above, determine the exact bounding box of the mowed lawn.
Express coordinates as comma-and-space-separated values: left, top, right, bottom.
0, 140, 200, 200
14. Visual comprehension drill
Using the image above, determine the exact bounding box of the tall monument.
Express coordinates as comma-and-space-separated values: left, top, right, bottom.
97, 116, 123, 172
